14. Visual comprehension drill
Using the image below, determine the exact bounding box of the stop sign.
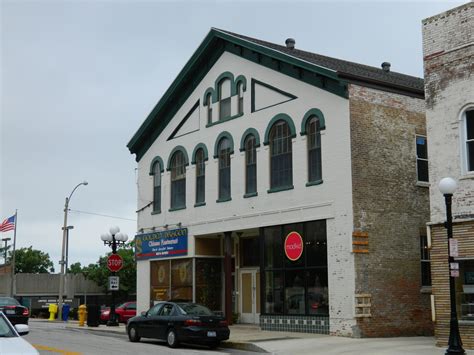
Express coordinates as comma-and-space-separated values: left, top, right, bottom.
107, 254, 123, 272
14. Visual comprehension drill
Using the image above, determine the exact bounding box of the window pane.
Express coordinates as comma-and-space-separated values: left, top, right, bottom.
305, 220, 327, 267
196, 258, 222, 312
264, 226, 282, 269
467, 110, 474, 140
240, 238, 260, 267
416, 136, 427, 159
153, 186, 161, 211
417, 160, 429, 182
218, 139, 231, 199
171, 259, 192, 301
270, 121, 292, 189
265, 271, 283, 314
416, 136, 429, 182
468, 141, 474, 172
220, 97, 231, 120
171, 151, 186, 209
285, 270, 305, 315
306, 269, 329, 315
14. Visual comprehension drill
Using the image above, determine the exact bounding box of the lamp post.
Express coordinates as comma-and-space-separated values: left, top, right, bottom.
2, 237, 11, 265
58, 181, 88, 321
439, 177, 465, 355
101, 226, 128, 326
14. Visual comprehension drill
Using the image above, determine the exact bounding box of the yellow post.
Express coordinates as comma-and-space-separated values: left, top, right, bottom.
48, 303, 58, 321
78, 304, 87, 326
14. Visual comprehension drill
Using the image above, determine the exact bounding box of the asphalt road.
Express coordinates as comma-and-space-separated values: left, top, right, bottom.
23, 321, 254, 355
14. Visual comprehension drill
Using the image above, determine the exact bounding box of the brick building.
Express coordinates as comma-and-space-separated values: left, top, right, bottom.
422, 2, 474, 348
128, 28, 432, 337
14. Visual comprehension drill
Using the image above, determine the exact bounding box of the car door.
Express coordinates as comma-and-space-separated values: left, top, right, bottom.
152, 303, 174, 340
139, 303, 163, 338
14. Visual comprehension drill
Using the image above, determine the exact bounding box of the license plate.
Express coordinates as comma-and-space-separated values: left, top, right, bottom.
5, 309, 15, 315
207, 331, 216, 337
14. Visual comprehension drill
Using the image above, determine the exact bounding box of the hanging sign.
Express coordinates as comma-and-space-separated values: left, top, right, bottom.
284, 231, 304, 261
135, 228, 188, 260
449, 238, 459, 257
108, 276, 119, 291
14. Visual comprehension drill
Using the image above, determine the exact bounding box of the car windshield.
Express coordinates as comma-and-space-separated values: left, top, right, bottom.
0, 298, 19, 306
176, 303, 214, 316
0, 314, 16, 338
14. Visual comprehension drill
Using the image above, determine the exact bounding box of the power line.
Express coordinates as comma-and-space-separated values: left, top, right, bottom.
68, 209, 136, 222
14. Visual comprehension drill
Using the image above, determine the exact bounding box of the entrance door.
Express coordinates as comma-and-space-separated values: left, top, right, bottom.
240, 269, 260, 324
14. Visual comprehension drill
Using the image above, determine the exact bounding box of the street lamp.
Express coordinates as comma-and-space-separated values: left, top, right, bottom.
101, 226, 128, 326
439, 177, 465, 355
58, 181, 88, 321
2, 237, 11, 265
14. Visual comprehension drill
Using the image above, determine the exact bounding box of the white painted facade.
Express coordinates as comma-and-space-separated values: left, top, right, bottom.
135, 51, 355, 335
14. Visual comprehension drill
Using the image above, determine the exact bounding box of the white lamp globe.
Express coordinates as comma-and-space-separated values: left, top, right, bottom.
122, 234, 129, 242
439, 177, 457, 195
115, 232, 125, 241
100, 233, 108, 241
109, 226, 120, 235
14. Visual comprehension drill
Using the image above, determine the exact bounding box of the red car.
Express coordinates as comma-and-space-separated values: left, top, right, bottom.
100, 301, 136, 323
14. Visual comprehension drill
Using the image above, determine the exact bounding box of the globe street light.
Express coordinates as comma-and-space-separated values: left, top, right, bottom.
58, 181, 88, 321
439, 177, 465, 355
101, 226, 128, 326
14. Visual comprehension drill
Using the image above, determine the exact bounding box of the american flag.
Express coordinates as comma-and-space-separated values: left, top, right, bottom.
0, 215, 15, 232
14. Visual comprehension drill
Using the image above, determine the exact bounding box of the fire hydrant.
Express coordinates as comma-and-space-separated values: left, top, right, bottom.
78, 304, 87, 326
48, 303, 58, 321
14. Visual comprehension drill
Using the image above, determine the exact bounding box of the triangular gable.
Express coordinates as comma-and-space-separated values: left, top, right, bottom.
251, 79, 297, 113
168, 101, 200, 140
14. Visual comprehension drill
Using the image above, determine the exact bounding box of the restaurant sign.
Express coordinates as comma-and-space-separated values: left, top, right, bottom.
135, 228, 188, 260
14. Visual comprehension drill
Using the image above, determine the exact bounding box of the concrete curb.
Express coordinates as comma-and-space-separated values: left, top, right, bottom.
220, 341, 268, 353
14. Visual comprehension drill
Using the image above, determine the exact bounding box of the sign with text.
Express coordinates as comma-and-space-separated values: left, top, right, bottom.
135, 228, 188, 260
107, 254, 123, 272
451, 270, 460, 278
449, 238, 459, 257
284, 231, 304, 261
108, 276, 119, 291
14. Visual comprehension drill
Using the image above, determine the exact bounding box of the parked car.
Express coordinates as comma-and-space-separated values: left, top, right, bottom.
100, 301, 136, 323
0, 297, 29, 325
0, 311, 38, 354
126, 302, 230, 349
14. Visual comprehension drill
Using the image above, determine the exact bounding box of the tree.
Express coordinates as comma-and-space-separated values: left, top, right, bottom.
9, 246, 54, 273
68, 262, 83, 274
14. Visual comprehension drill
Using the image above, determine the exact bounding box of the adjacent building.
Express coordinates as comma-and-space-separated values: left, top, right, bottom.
128, 28, 432, 336
422, 2, 474, 348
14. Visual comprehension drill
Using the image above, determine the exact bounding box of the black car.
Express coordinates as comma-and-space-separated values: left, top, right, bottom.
126, 302, 230, 349
0, 297, 29, 325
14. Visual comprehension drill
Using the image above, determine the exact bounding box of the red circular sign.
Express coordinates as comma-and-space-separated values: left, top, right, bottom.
107, 254, 123, 272
284, 232, 304, 261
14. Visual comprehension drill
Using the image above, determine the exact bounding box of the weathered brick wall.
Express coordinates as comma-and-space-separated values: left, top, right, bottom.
431, 221, 474, 348
349, 84, 433, 337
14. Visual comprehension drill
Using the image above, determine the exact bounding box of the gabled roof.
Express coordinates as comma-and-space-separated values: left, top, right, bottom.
128, 28, 424, 161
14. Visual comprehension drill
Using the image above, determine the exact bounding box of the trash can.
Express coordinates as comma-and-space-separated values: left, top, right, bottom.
62, 304, 70, 322
86, 304, 100, 327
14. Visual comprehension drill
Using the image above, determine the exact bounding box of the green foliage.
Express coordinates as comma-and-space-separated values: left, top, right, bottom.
9, 246, 54, 273
67, 262, 83, 274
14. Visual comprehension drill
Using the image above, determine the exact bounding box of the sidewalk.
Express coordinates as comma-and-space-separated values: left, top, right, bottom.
32, 319, 474, 354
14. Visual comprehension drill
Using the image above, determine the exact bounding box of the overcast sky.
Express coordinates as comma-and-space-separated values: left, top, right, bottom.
1, 0, 465, 269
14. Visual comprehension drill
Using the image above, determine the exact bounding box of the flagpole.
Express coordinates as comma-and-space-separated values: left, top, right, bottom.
10, 210, 17, 297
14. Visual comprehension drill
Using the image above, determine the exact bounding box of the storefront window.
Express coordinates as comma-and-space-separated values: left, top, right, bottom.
459, 260, 474, 320
150, 260, 170, 302
264, 226, 283, 269
265, 271, 283, 314
196, 258, 222, 312
171, 259, 192, 301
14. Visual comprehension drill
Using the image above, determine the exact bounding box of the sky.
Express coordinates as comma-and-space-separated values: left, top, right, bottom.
1, 0, 466, 270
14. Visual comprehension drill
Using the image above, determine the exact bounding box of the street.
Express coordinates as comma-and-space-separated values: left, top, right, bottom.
23, 321, 254, 355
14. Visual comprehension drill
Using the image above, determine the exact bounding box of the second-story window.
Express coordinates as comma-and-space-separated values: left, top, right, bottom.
152, 161, 161, 213
245, 135, 257, 195
464, 109, 474, 172
416, 135, 429, 182
218, 137, 231, 200
170, 151, 186, 209
218, 79, 231, 120
237, 82, 244, 115
307, 116, 322, 183
195, 148, 205, 205
270, 120, 293, 189
205, 93, 213, 125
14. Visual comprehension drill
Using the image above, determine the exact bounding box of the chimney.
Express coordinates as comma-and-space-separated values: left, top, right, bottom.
381, 62, 391, 72
285, 38, 295, 50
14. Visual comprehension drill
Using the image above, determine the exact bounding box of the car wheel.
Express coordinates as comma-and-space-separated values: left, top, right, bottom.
128, 325, 141, 342
166, 328, 179, 348
209, 341, 221, 349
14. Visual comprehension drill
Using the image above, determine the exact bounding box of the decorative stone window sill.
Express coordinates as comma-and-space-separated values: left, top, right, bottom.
306, 180, 323, 187
216, 197, 232, 203
244, 192, 258, 198
416, 181, 430, 188
267, 185, 294, 194
194, 202, 206, 207
151, 210, 161, 215
169, 206, 186, 212
459, 173, 474, 181
206, 113, 243, 128
420, 286, 432, 294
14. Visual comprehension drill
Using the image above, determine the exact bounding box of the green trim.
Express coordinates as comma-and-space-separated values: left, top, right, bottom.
216, 197, 232, 203
243, 192, 258, 198
251, 78, 297, 113
149, 156, 165, 175
235, 75, 247, 92
239, 128, 261, 152
168, 100, 200, 140
213, 131, 235, 158
169, 206, 186, 212
166, 145, 190, 171
263, 113, 297, 145
306, 180, 323, 187
267, 185, 294, 193
151, 210, 162, 215
203, 88, 215, 105
194, 202, 206, 207
300, 108, 326, 136
215, 71, 235, 102
206, 112, 243, 128
191, 143, 209, 164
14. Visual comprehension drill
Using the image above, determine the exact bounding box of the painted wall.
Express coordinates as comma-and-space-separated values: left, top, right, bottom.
135, 51, 356, 335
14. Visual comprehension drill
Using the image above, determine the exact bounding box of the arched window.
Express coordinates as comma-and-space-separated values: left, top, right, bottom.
245, 135, 257, 195
218, 79, 232, 120
237, 82, 244, 115
205, 93, 213, 125
307, 116, 322, 183
270, 120, 293, 189
218, 137, 231, 200
195, 148, 205, 205
170, 151, 186, 209
462, 108, 474, 173
152, 161, 161, 213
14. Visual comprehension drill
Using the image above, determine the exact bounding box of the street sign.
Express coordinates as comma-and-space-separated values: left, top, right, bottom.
108, 276, 119, 291
449, 238, 459, 257
451, 270, 460, 278
284, 231, 304, 261
450, 262, 459, 270
107, 254, 123, 272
